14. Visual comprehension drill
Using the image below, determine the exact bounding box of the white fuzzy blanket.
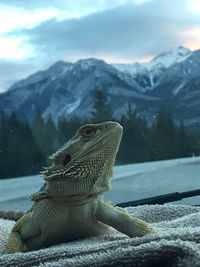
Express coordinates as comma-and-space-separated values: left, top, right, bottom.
0, 204, 199, 267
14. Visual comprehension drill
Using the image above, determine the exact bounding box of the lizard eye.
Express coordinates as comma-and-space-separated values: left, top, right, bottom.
82, 127, 95, 137
63, 154, 71, 165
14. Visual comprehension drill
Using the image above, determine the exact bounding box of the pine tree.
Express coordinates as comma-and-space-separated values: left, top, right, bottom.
177, 121, 192, 157
31, 110, 57, 160
18, 122, 44, 175
90, 89, 113, 123
31, 109, 45, 148
57, 118, 70, 146
57, 116, 82, 147
0, 111, 8, 177
44, 115, 58, 155
150, 107, 178, 160
118, 104, 150, 164
67, 116, 82, 138
2, 112, 44, 178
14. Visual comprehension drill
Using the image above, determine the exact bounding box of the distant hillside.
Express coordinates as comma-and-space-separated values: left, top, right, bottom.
0, 46, 200, 129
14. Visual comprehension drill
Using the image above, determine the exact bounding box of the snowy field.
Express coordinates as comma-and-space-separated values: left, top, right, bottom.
0, 156, 200, 212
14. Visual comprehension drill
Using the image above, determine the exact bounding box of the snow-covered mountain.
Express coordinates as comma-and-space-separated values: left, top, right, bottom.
113, 47, 192, 89
0, 47, 200, 128
147, 49, 200, 127
0, 58, 155, 123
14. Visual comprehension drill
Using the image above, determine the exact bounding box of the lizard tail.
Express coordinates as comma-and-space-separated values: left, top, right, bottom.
0, 210, 25, 221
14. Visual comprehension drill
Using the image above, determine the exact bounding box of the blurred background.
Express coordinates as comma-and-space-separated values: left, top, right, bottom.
0, 0, 200, 207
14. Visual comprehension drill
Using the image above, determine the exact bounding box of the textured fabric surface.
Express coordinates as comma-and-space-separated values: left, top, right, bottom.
0, 204, 199, 267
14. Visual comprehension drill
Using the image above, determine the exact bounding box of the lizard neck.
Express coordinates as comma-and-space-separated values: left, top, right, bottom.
45, 177, 110, 198
51, 192, 101, 206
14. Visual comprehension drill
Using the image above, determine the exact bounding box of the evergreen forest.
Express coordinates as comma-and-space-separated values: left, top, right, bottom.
0, 90, 200, 179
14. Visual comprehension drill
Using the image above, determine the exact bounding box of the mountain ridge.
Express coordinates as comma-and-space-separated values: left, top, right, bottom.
0, 47, 200, 129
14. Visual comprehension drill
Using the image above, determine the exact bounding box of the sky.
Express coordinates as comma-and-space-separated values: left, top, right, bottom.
0, 0, 200, 92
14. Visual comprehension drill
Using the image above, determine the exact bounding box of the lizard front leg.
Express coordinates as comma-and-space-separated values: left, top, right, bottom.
96, 201, 156, 237
4, 212, 42, 253
4, 231, 25, 253
4, 213, 31, 253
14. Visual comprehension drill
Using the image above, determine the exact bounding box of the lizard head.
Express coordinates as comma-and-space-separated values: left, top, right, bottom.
41, 121, 123, 195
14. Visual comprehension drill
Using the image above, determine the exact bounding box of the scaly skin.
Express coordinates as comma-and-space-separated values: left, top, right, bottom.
3, 121, 156, 253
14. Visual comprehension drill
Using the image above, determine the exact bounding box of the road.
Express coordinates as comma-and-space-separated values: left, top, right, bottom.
0, 156, 200, 211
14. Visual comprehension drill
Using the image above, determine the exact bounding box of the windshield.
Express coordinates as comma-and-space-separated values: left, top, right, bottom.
0, 0, 200, 211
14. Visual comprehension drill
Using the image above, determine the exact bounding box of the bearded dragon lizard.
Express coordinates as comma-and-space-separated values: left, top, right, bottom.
1, 121, 155, 253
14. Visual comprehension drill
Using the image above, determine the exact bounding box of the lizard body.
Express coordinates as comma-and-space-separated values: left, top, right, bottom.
2, 121, 156, 253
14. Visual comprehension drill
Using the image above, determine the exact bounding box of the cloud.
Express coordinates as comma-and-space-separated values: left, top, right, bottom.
0, 0, 144, 19
0, 0, 63, 9
17, 0, 200, 64
0, 5, 59, 34
0, 59, 50, 93
1, 0, 200, 92
0, 1, 147, 10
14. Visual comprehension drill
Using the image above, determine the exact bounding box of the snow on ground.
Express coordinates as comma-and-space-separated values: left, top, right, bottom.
0, 156, 199, 211
106, 157, 200, 204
